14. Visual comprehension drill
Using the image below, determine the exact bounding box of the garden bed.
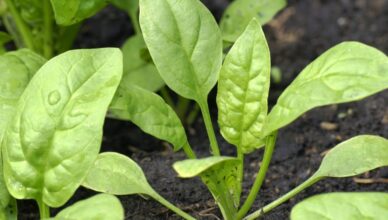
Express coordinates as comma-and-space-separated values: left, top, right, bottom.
16, 0, 388, 219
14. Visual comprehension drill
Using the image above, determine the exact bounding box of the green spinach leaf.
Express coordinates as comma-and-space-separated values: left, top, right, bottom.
174, 157, 242, 219
82, 152, 195, 220
121, 35, 164, 92
139, 0, 222, 104
220, 0, 286, 42
109, 84, 187, 151
264, 42, 388, 136
50, 0, 106, 25
2, 48, 122, 207
291, 193, 388, 220
54, 194, 124, 220
217, 18, 270, 153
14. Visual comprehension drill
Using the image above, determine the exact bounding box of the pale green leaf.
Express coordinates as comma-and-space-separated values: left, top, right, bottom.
0, 49, 44, 219
217, 18, 270, 153
174, 157, 242, 219
291, 193, 388, 220
82, 152, 155, 195
54, 194, 124, 220
220, 0, 286, 42
314, 135, 388, 178
109, 84, 187, 151
139, 0, 223, 103
50, 0, 107, 25
121, 35, 164, 92
2, 48, 123, 207
264, 42, 388, 136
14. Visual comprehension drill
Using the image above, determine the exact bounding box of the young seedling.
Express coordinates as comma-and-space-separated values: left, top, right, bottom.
98, 0, 386, 219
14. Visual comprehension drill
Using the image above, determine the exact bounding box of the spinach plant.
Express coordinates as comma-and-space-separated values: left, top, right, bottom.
0, 48, 126, 219
80, 0, 388, 219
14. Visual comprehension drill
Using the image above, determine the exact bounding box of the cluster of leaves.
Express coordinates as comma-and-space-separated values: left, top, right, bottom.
1, 0, 388, 220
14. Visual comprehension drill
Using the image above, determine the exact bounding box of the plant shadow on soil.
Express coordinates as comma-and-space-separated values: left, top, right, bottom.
14, 0, 388, 219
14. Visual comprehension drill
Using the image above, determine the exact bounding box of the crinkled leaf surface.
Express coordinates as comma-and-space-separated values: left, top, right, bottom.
291, 193, 388, 220
50, 0, 106, 25
139, 0, 222, 102
110, 84, 186, 151
82, 152, 155, 195
0, 49, 44, 217
2, 48, 122, 207
121, 35, 164, 92
264, 42, 388, 136
174, 157, 242, 219
220, 0, 286, 42
217, 18, 270, 153
54, 194, 124, 220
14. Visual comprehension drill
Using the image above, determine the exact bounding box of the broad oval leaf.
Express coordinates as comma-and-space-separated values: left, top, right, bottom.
82, 152, 154, 195
2, 48, 123, 207
54, 194, 124, 220
174, 156, 242, 218
110, 84, 187, 151
264, 42, 388, 136
139, 0, 223, 102
314, 135, 388, 178
220, 0, 286, 42
50, 0, 107, 25
217, 18, 270, 153
121, 35, 164, 92
291, 193, 388, 220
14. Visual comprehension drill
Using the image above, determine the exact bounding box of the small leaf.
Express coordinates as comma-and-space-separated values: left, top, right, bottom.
2, 48, 122, 207
139, 0, 223, 103
82, 152, 155, 195
109, 84, 187, 151
264, 42, 388, 136
314, 135, 388, 178
174, 157, 242, 219
54, 194, 124, 220
217, 18, 270, 153
121, 35, 164, 92
291, 193, 388, 220
220, 0, 286, 42
50, 0, 107, 25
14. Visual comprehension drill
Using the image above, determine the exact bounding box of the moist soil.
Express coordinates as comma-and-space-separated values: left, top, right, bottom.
14, 0, 388, 219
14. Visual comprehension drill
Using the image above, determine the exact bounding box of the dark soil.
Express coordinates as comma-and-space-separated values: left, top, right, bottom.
14, 0, 388, 219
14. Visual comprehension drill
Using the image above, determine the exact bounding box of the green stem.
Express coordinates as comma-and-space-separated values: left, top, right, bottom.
43, 0, 53, 58
128, 11, 141, 34
37, 199, 50, 219
182, 142, 196, 159
151, 193, 195, 220
244, 176, 321, 220
237, 146, 244, 191
160, 87, 175, 108
237, 131, 278, 219
4, 0, 34, 50
198, 98, 220, 156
